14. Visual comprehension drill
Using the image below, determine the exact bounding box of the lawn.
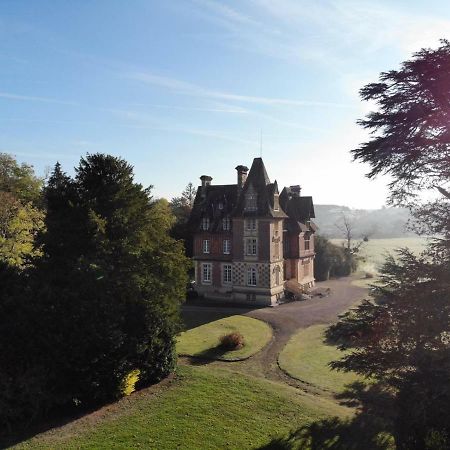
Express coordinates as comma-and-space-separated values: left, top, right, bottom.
278, 324, 363, 394
14, 365, 350, 450
177, 315, 272, 361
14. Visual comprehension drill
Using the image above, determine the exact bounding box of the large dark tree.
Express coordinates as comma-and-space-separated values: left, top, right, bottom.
327, 41, 450, 449
0, 154, 189, 432
353, 41, 450, 204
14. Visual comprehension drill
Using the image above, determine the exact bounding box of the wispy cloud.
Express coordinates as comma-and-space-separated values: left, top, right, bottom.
127, 72, 353, 108
0, 92, 78, 106
131, 102, 249, 114
107, 107, 256, 145
183, 0, 450, 67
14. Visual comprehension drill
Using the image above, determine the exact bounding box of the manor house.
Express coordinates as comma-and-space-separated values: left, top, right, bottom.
189, 157, 317, 306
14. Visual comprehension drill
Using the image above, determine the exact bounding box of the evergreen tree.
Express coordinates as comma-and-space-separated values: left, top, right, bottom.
0, 154, 189, 430
327, 41, 450, 448
170, 181, 197, 258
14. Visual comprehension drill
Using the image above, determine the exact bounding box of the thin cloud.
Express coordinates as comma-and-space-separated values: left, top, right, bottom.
0, 92, 78, 106
136, 102, 249, 114
106, 107, 257, 145
184, 0, 450, 68
127, 72, 353, 108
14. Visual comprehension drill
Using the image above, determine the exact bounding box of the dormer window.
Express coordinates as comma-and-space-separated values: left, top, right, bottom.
222, 216, 231, 231
304, 232, 311, 251
245, 185, 257, 212
246, 218, 257, 231
274, 194, 280, 211
201, 217, 210, 231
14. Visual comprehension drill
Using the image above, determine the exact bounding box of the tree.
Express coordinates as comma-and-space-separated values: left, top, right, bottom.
0, 192, 44, 268
0, 154, 190, 431
314, 235, 354, 281
0, 153, 43, 205
170, 182, 197, 258
335, 213, 365, 274
353, 40, 450, 205
0, 154, 44, 268
327, 41, 450, 449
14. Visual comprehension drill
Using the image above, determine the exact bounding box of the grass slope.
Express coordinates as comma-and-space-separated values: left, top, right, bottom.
15, 366, 350, 450
279, 325, 362, 393
177, 315, 272, 361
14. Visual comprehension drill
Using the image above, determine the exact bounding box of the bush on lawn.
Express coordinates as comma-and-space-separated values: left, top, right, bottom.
220, 332, 245, 350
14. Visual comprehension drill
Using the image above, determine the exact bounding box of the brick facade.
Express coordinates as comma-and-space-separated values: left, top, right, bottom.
189, 158, 317, 306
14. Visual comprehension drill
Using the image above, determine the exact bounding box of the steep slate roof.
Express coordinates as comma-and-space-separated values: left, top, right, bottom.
188, 184, 238, 232
280, 194, 315, 221
280, 187, 317, 234
233, 157, 287, 218
189, 157, 318, 232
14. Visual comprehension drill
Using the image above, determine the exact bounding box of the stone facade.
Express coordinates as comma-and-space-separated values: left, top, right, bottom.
189, 157, 317, 306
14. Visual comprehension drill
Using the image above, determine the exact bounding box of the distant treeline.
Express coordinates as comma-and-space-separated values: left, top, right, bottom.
313, 204, 414, 239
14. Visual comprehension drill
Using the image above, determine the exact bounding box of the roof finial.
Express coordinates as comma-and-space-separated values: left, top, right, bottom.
260, 129, 263, 158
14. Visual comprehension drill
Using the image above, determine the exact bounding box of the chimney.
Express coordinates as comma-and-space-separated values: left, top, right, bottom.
290, 185, 301, 197
235, 165, 249, 190
200, 175, 212, 198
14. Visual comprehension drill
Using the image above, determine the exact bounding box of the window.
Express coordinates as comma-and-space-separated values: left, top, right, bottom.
201, 217, 210, 230
245, 185, 257, 211
222, 216, 231, 231
223, 264, 232, 284
202, 239, 210, 254
246, 238, 257, 256
246, 218, 257, 231
223, 239, 231, 254
247, 267, 257, 286
202, 263, 212, 284
274, 194, 280, 211
304, 233, 310, 251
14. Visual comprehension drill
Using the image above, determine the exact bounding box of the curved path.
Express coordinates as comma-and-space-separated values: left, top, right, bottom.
181, 277, 368, 392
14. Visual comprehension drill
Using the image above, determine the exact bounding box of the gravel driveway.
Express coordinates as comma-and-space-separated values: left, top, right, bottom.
181, 276, 368, 388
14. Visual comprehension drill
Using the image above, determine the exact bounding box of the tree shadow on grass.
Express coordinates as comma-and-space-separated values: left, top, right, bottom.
183, 345, 231, 365
258, 382, 395, 450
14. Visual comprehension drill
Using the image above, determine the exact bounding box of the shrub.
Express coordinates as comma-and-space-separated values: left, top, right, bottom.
219, 332, 245, 350
122, 369, 141, 396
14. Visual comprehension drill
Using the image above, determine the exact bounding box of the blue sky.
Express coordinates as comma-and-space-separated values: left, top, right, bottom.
1, 0, 449, 208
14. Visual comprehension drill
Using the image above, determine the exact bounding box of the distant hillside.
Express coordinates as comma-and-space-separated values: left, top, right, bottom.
313, 205, 416, 239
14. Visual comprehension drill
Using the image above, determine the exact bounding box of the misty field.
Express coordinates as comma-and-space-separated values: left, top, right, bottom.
330, 237, 429, 274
